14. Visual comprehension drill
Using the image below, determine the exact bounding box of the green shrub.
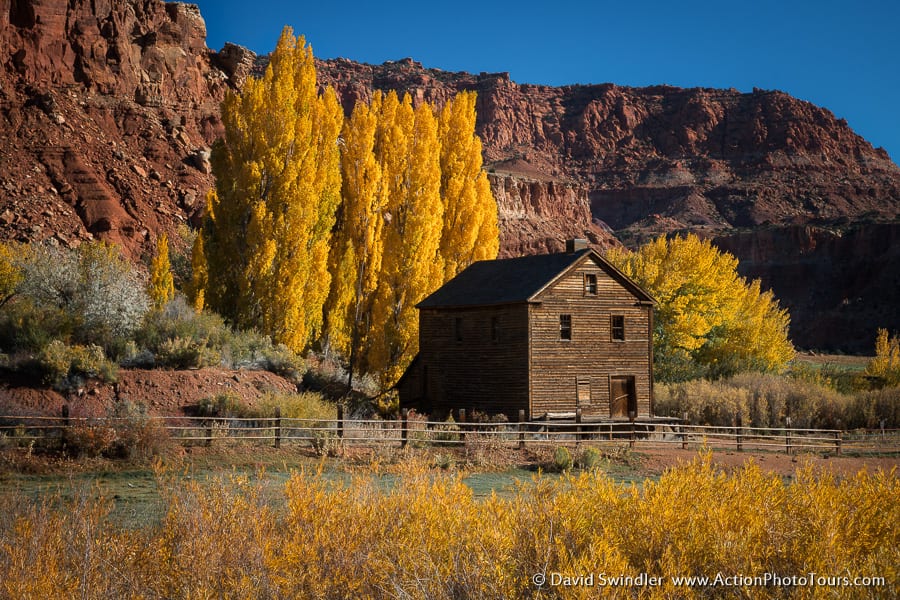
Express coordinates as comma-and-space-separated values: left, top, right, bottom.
253, 391, 338, 455
788, 361, 865, 394
155, 336, 221, 369
195, 393, 249, 418
133, 297, 305, 378
577, 446, 602, 471
38, 340, 118, 390
133, 298, 229, 365
552, 446, 573, 472
0, 299, 81, 353
431, 416, 461, 443
432, 453, 454, 470
255, 391, 334, 421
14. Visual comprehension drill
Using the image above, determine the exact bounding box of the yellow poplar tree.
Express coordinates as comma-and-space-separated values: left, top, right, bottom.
324, 94, 385, 387
866, 328, 900, 385
437, 91, 499, 279
149, 233, 175, 309
188, 222, 208, 312
367, 93, 444, 387
0, 242, 26, 308
201, 28, 343, 351
606, 234, 794, 381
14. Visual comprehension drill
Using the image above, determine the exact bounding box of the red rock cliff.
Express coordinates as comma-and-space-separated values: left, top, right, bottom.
2, 1, 899, 351
315, 59, 900, 352
0, 0, 233, 255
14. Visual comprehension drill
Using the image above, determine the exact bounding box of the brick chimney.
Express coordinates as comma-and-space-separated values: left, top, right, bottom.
565, 238, 589, 253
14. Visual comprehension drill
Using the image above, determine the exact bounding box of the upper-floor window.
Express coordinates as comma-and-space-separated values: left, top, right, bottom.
584, 273, 598, 295
560, 314, 572, 341
611, 315, 625, 341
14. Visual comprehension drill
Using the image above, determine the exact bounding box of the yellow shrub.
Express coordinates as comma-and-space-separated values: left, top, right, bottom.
0, 457, 895, 598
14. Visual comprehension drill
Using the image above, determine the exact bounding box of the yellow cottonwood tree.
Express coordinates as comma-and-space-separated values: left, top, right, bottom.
866, 328, 900, 385
437, 91, 499, 279
367, 93, 444, 386
149, 233, 175, 309
606, 234, 794, 381
0, 242, 27, 308
188, 220, 208, 312
200, 28, 343, 351
324, 94, 385, 387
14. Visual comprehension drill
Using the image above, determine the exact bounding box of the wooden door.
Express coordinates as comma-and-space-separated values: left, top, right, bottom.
576, 378, 591, 407
610, 376, 636, 418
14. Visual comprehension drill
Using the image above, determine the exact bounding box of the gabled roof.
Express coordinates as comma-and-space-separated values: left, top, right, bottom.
417, 249, 655, 309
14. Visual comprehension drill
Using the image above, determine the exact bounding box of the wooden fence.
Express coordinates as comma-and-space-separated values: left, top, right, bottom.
1, 410, 898, 455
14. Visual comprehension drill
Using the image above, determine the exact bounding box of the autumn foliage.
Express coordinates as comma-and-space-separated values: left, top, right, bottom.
196, 29, 499, 387
866, 328, 900, 386
0, 457, 895, 599
148, 233, 175, 310
606, 234, 795, 381
199, 28, 344, 353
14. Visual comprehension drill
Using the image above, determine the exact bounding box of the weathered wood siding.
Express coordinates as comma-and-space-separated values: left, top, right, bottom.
529, 258, 653, 418
416, 304, 530, 418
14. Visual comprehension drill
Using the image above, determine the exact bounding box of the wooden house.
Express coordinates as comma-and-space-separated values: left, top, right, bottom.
397, 240, 656, 421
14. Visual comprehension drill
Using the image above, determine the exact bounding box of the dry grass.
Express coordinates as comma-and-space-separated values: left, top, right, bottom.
656, 373, 900, 429
0, 455, 896, 598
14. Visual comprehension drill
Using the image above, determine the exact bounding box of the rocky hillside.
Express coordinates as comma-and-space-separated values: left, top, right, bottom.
0, 0, 230, 256
1, 0, 899, 352
315, 58, 900, 352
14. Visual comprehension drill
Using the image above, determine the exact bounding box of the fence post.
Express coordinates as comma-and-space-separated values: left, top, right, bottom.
834, 431, 842, 455
274, 407, 281, 449
629, 411, 636, 448
518, 409, 526, 450
575, 407, 583, 446
736, 414, 743, 452
206, 418, 213, 447
458, 409, 466, 444
785, 417, 792, 455
60, 405, 70, 442
401, 408, 408, 448
337, 404, 344, 440
681, 412, 688, 450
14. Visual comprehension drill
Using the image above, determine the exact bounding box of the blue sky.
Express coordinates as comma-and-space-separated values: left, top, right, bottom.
193, 0, 900, 163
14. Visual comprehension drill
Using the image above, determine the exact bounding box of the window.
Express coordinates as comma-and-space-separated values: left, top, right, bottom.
560, 314, 572, 341
490, 316, 499, 343
611, 315, 625, 341
584, 273, 598, 295
454, 317, 463, 342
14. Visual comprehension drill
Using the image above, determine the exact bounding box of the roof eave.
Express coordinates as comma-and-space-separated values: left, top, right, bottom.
416, 299, 530, 310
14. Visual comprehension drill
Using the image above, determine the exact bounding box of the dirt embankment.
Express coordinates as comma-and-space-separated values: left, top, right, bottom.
0, 367, 298, 418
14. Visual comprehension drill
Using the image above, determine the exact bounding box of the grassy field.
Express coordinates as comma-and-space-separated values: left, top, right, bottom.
0, 444, 645, 529
2, 440, 893, 532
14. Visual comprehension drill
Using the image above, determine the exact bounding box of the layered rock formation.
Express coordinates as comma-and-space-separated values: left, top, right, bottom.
316, 59, 900, 352
1, 0, 898, 351
0, 0, 230, 255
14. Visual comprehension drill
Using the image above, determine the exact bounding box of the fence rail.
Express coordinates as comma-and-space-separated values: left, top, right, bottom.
1, 411, 899, 455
